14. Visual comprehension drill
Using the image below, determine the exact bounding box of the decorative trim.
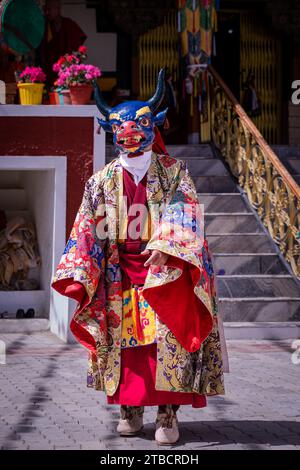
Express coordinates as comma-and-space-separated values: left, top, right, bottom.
135, 106, 151, 118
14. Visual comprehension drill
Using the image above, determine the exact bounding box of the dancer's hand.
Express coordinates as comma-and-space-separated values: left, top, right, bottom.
141, 249, 169, 270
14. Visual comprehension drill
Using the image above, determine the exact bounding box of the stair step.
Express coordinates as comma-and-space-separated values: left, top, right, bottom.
216, 275, 300, 298
284, 159, 300, 175
269, 147, 300, 188
166, 144, 215, 159
207, 233, 276, 253
0, 189, 27, 210
218, 274, 292, 278
213, 253, 288, 275
206, 214, 263, 234
105, 149, 216, 163
224, 322, 300, 340
0, 319, 49, 333
199, 192, 241, 195
103, 164, 238, 191
104, 144, 215, 161
272, 145, 300, 160
198, 193, 251, 213
291, 174, 300, 186
194, 175, 238, 193
105, 144, 216, 160
185, 158, 229, 177
219, 298, 300, 322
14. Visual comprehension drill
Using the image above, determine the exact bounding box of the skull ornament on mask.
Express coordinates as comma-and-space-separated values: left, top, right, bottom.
94, 69, 168, 156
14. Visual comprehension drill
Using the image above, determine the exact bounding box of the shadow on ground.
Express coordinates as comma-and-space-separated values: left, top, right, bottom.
101, 419, 300, 449
2, 339, 73, 450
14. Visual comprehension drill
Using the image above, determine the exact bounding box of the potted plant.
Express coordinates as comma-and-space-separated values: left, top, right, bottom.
48, 86, 60, 105
64, 64, 101, 104
52, 46, 101, 105
53, 46, 88, 105
17, 66, 46, 105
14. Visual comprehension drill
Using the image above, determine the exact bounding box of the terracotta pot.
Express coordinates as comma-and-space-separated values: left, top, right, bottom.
69, 83, 93, 105
60, 89, 71, 105
49, 91, 60, 105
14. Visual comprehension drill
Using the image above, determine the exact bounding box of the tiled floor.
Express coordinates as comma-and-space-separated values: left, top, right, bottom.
0, 331, 300, 450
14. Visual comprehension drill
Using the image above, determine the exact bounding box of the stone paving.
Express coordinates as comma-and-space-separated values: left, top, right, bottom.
0, 331, 300, 450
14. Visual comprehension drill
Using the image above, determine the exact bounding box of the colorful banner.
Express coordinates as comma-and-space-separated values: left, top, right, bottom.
178, 0, 219, 64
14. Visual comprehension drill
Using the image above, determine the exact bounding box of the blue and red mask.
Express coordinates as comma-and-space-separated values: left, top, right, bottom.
94, 69, 168, 156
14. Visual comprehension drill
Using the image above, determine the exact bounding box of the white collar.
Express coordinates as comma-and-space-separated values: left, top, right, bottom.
119, 149, 152, 185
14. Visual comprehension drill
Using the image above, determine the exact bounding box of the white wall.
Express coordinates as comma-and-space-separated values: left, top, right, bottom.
23, 170, 55, 306
61, 0, 117, 72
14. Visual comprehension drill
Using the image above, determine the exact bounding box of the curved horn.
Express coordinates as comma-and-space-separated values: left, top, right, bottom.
147, 68, 165, 112
93, 80, 112, 118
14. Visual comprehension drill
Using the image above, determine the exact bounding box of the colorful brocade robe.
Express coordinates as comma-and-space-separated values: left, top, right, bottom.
51, 152, 225, 397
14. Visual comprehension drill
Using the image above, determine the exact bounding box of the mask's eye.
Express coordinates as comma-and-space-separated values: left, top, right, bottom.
140, 116, 150, 127
111, 123, 119, 133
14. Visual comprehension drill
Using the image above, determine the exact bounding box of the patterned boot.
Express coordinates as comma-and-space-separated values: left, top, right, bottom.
117, 405, 144, 436
155, 404, 179, 445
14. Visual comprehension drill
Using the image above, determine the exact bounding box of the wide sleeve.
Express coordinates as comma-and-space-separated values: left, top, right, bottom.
143, 160, 217, 353
51, 174, 107, 352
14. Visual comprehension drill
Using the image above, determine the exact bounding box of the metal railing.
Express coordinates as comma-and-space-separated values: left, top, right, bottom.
208, 64, 300, 278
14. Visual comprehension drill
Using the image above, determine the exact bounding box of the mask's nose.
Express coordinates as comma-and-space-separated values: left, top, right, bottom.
119, 121, 138, 134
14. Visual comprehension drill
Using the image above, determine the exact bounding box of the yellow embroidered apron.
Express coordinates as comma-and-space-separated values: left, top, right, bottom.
121, 286, 156, 348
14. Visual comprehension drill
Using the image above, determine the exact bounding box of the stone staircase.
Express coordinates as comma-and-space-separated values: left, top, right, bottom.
107, 144, 300, 339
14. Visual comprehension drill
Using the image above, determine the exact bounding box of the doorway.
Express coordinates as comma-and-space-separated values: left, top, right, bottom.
211, 11, 240, 100
211, 8, 282, 144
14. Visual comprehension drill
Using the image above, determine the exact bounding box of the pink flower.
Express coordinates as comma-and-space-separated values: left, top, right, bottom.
60, 63, 101, 85
19, 66, 46, 83
78, 45, 87, 54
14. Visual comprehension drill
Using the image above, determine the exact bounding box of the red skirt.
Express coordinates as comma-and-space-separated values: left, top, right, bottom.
107, 343, 207, 408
